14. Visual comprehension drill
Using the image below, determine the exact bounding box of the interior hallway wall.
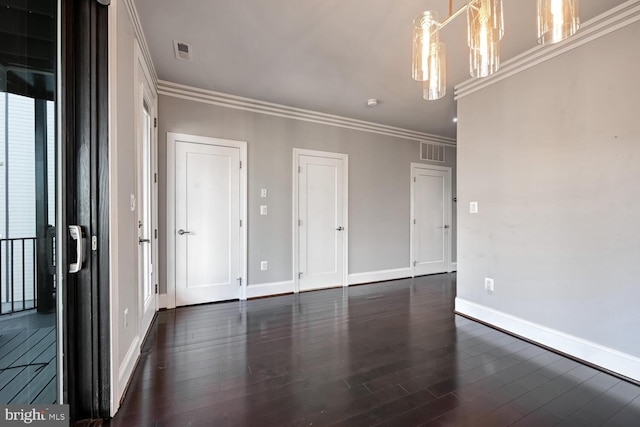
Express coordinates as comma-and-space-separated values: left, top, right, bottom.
157, 94, 457, 295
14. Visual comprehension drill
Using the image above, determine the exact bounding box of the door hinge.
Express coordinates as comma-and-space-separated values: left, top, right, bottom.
154, 173, 157, 183
298, 219, 302, 226
154, 229, 158, 239
239, 161, 242, 169
298, 166, 301, 173
92, 235, 98, 251
155, 284, 158, 293
413, 219, 416, 225
240, 219, 243, 227
154, 117, 157, 128
413, 261, 417, 267
414, 177, 416, 182
238, 277, 242, 287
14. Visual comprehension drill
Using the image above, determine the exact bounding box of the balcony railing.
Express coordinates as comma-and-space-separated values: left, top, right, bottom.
1, 237, 38, 315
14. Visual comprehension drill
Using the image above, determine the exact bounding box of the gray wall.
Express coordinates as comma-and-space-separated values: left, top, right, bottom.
158, 95, 457, 293
457, 22, 640, 358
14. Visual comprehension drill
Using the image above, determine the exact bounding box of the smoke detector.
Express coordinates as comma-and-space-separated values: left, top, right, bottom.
173, 40, 193, 62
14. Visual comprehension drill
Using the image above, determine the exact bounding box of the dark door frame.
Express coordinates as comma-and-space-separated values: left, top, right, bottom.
61, 0, 110, 420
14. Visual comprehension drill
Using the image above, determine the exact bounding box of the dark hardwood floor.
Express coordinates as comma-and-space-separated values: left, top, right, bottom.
108, 274, 640, 426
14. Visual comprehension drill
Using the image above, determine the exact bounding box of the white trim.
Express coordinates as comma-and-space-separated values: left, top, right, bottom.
117, 335, 140, 403
158, 293, 168, 309
348, 268, 413, 286
455, 0, 640, 100
450, 262, 457, 272
158, 80, 456, 147
410, 163, 453, 276
455, 298, 640, 382
246, 281, 295, 299
166, 132, 248, 308
293, 149, 349, 293
107, 0, 119, 416
123, 0, 158, 89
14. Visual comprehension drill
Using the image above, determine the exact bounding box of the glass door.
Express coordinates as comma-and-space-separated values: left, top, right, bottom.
0, 0, 59, 404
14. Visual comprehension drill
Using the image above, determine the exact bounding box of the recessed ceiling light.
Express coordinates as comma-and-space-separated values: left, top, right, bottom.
367, 99, 379, 107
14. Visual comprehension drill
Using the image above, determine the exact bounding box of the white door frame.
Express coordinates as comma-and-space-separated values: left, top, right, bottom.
167, 132, 248, 307
134, 40, 158, 338
293, 148, 349, 293
410, 163, 452, 276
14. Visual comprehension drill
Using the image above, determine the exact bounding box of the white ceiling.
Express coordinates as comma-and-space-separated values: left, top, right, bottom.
132, 0, 627, 139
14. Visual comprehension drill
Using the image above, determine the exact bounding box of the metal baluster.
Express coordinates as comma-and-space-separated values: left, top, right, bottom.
10, 240, 14, 314
22, 240, 25, 311
33, 238, 37, 310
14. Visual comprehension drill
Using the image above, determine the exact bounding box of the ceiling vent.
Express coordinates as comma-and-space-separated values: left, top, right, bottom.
420, 142, 445, 163
173, 40, 193, 62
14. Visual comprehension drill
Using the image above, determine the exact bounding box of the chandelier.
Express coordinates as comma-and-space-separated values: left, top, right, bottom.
412, 0, 580, 100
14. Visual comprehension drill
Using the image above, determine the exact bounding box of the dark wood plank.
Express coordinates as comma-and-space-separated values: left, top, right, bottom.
106, 274, 640, 427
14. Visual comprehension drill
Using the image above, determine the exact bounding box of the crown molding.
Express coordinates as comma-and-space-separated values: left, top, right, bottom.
455, 0, 640, 100
123, 0, 158, 89
157, 80, 456, 146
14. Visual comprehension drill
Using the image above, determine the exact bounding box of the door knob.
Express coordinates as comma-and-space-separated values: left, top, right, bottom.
444, 225, 450, 229
336, 226, 344, 231
139, 238, 151, 244
178, 229, 191, 235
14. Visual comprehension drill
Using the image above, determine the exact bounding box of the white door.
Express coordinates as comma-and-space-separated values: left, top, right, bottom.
137, 99, 156, 334
411, 164, 451, 276
297, 151, 347, 291
136, 41, 157, 336
175, 141, 241, 305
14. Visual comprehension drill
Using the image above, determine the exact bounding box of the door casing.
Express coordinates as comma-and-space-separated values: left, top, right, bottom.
134, 40, 158, 339
293, 148, 349, 293
166, 132, 247, 307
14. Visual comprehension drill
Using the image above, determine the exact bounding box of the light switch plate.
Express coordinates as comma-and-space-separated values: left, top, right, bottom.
130, 194, 136, 211
261, 189, 268, 198
470, 201, 478, 214
260, 205, 268, 215
260, 261, 268, 271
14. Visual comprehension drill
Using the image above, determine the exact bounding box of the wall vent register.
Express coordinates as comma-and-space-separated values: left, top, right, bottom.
173, 40, 193, 61
420, 142, 445, 163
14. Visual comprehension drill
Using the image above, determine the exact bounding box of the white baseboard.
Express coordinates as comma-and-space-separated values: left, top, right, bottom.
348, 267, 413, 286
158, 293, 168, 309
246, 280, 294, 299
455, 298, 640, 382
450, 262, 457, 272
117, 335, 140, 404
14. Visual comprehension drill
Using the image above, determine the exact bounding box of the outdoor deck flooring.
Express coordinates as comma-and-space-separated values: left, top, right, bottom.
0, 311, 57, 404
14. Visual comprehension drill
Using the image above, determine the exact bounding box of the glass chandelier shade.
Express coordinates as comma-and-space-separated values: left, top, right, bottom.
467, 0, 504, 50
537, 0, 580, 45
412, 11, 440, 81
423, 42, 447, 100
469, 40, 500, 78
467, 0, 503, 77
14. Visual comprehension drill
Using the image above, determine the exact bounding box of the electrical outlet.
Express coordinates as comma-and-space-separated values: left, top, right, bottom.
470, 201, 478, 214
260, 261, 268, 271
260, 205, 268, 215
124, 308, 129, 328
484, 278, 494, 294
